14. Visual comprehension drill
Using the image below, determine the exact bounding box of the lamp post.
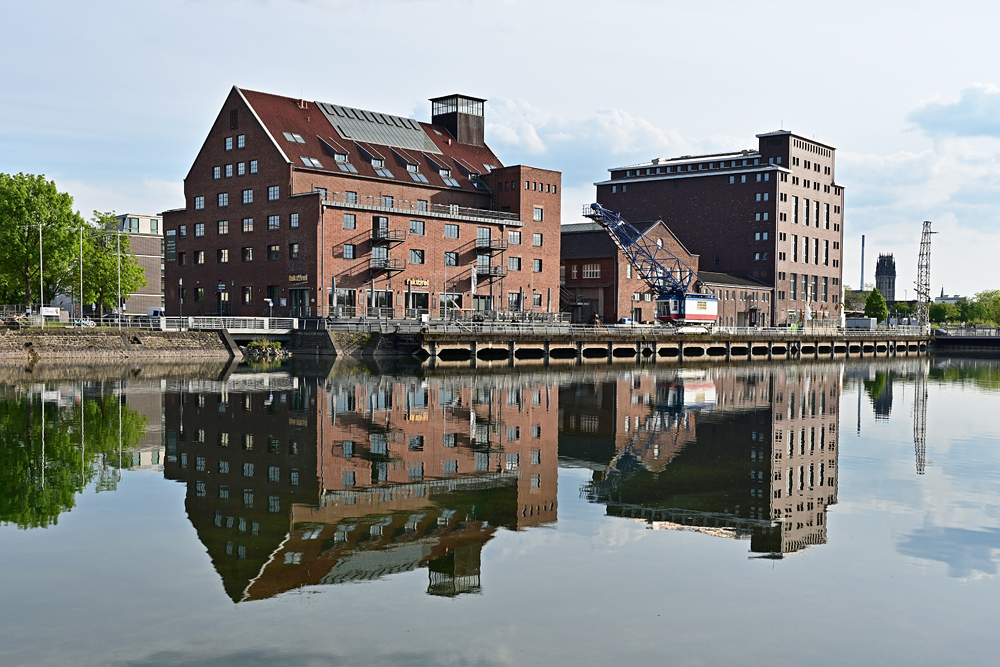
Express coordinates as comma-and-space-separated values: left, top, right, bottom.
39, 221, 44, 329
117, 226, 121, 332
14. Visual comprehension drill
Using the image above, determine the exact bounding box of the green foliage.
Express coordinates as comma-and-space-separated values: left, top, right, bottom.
929, 301, 959, 323
864, 288, 888, 322
68, 212, 148, 316
0, 391, 147, 529
0, 173, 84, 306
973, 290, 1000, 325
247, 339, 282, 350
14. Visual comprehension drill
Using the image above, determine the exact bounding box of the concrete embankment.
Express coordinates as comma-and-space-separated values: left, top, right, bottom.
0, 330, 234, 361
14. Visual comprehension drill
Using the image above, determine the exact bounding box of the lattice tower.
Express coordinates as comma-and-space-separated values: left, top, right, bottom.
914, 221, 935, 332
913, 361, 929, 474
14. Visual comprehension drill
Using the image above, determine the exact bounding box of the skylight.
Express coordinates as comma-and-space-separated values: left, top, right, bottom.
439, 169, 460, 187
300, 157, 324, 168
282, 132, 306, 144
406, 164, 428, 183
333, 153, 358, 173
371, 158, 393, 178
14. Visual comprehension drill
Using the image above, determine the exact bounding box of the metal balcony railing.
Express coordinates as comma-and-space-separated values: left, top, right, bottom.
475, 264, 508, 277
372, 228, 405, 244
370, 257, 406, 272
475, 238, 507, 252
319, 192, 521, 224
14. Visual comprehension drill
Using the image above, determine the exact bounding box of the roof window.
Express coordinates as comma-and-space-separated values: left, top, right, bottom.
406, 163, 429, 183
300, 157, 324, 168
371, 158, 393, 178
439, 168, 460, 187
333, 153, 358, 173
282, 132, 306, 144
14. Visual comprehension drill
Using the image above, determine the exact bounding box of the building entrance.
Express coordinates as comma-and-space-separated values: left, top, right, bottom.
289, 288, 310, 317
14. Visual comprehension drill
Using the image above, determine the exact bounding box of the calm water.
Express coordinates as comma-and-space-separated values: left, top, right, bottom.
1, 357, 999, 666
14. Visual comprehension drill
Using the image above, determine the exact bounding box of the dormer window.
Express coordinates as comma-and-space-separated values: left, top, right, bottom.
439, 168, 460, 187
300, 157, 324, 168
282, 132, 305, 144
370, 158, 393, 178
406, 163, 429, 183
333, 152, 358, 173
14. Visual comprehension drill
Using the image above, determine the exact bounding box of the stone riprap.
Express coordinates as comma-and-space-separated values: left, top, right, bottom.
0, 330, 231, 360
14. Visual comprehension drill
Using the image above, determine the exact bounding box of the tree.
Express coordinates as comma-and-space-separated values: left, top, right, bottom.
955, 297, 982, 323
865, 288, 888, 322
929, 302, 958, 323
974, 290, 1000, 325
68, 212, 148, 316
0, 173, 82, 308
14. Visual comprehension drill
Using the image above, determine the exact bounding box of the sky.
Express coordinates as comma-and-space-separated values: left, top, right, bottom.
3, 0, 1000, 297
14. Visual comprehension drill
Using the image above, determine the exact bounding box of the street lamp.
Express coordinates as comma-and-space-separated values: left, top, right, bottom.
265, 298, 273, 319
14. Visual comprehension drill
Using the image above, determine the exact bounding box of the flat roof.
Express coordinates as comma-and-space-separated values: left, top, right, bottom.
755, 130, 837, 151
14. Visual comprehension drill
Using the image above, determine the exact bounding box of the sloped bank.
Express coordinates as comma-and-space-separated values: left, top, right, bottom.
0, 329, 234, 361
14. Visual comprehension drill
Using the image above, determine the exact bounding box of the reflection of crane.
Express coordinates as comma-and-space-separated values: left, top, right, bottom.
913, 361, 928, 474
914, 221, 936, 332
584, 203, 718, 325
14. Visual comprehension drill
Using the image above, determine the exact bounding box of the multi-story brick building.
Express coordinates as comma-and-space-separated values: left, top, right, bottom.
114, 213, 164, 315
560, 221, 773, 325
162, 87, 561, 318
596, 131, 845, 325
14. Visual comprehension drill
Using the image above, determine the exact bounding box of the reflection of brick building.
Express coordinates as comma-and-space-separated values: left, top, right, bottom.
164, 372, 559, 601
571, 364, 840, 556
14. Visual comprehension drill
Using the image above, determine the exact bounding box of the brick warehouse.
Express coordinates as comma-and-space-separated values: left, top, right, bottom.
163, 88, 561, 318
596, 131, 845, 325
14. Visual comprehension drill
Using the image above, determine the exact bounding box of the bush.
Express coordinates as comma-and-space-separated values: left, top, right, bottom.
246, 339, 281, 351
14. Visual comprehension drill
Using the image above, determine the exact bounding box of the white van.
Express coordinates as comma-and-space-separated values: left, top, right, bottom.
148, 307, 165, 318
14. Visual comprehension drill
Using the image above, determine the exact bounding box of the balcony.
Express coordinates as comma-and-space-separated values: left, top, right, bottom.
475, 238, 508, 253
475, 264, 508, 278
372, 228, 405, 245
370, 257, 406, 273
316, 191, 522, 225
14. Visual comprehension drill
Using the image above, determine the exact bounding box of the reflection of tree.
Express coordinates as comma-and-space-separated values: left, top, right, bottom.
931, 361, 1000, 391
0, 391, 147, 529
864, 372, 893, 420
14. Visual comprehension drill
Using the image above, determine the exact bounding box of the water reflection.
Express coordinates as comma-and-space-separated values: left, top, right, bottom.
163, 370, 558, 601
565, 366, 840, 556
0, 382, 148, 528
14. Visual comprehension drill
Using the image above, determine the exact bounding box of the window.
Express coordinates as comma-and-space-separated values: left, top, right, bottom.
267, 186, 279, 201
249, 160, 258, 174
803, 236, 810, 264
213, 166, 221, 180
300, 156, 323, 168
417, 199, 428, 211
289, 243, 299, 259
790, 274, 797, 300
268, 245, 279, 260
508, 230, 521, 245
571, 265, 578, 279
242, 218, 253, 233
791, 235, 798, 262
444, 251, 457, 266
822, 277, 829, 302
508, 256, 521, 271
533, 293, 542, 307
282, 132, 305, 144
582, 264, 600, 279
382, 195, 394, 208
533, 233, 543, 246
242, 286, 252, 305
151, 218, 160, 233
533, 258, 542, 272
533, 207, 543, 222
225, 137, 233, 151
508, 292, 521, 311
194, 223, 205, 237
344, 244, 355, 259
217, 220, 228, 235
409, 249, 424, 264
195, 287, 205, 300
236, 134, 245, 149
217, 248, 229, 263
372, 160, 393, 178
268, 215, 279, 230
409, 220, 424, 235
194, 196, 204, 210
242, 247, 253, 262
178, 252, 186, 266
225, 164, 233, 178
792, 196, 798, 223
345, 191, 357, 204
290, 213, 299, 228
445, 224, 459, 238
217, 193, 228, 207
194, 251, 204, 265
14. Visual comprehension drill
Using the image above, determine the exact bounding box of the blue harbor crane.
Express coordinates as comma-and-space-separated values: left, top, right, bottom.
584, 203, 718, 327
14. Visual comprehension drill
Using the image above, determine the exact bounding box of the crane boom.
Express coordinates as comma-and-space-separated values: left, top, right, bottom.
584, 203, 718, 326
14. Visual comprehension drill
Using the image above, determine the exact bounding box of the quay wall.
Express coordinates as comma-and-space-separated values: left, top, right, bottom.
0, 330, 232, 361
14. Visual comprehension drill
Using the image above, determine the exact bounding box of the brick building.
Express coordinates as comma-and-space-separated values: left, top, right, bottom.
114, 213, 164, 315
596, 131, 845, 325
560, 221, 773, 325
162, 88, 561, 318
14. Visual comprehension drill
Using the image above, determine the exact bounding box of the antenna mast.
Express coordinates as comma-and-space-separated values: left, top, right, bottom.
914, 221, 935, 332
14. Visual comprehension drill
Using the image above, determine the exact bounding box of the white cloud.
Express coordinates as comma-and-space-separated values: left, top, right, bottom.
909, 84, 1000, 137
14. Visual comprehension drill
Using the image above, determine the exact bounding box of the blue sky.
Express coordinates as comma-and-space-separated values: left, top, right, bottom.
3, 0, 1000, 295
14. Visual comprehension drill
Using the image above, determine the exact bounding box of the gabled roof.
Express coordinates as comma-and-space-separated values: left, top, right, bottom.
239, 88, 504, 192
697, 272, 773, 289
561, 220, 696, 261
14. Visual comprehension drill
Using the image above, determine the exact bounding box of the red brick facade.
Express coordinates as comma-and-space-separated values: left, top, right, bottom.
163, 88, 560, 317
596, 131, 844, 325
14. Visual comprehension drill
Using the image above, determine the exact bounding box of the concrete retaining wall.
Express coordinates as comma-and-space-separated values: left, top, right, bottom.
0, 330, 231, 361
